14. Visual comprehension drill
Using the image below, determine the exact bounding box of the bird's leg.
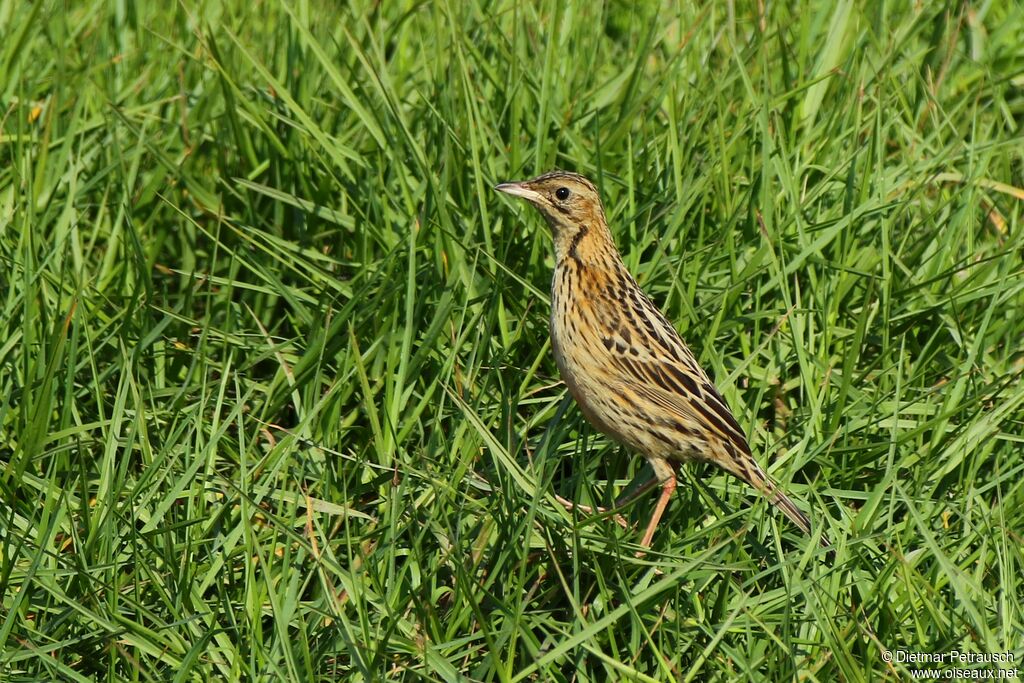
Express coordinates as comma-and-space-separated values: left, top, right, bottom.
555, 460, 680, 540
611, 470, 661, 509
637, 459, 679, 552
554, 464, 664, 530
638, 478, 676, 549
553, 494, 629, 529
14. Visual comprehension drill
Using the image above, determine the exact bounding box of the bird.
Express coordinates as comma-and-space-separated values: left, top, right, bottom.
495, 169, 829, 550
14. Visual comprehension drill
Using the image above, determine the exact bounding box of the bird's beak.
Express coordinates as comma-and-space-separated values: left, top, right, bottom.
494, 181, 543, 203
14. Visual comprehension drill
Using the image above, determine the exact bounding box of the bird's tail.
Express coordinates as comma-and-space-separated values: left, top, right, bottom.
725, 453, 830, 548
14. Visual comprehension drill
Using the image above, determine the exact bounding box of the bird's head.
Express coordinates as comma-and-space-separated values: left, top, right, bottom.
495, 170, 611, 263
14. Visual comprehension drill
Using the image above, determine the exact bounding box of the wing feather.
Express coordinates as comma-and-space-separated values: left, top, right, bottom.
603, 345, 752, 458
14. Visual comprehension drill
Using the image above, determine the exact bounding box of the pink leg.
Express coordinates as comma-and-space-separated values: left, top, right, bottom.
639, 476, 677, 549
554, 494, 629, 529
554, 467, 665, 530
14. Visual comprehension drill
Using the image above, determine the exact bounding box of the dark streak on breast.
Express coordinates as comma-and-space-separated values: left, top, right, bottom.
568, 224, 589, 261
667, 419, 693, 437
648, 429, 676, 447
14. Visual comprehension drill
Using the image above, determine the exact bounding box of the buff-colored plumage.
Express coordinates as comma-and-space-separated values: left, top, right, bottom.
496, 170, 828, 549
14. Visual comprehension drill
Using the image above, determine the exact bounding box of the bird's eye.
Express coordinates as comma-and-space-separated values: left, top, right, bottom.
555, 187, 570, 201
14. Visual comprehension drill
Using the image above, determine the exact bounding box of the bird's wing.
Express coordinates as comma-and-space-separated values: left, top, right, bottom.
598, 322, 753, 459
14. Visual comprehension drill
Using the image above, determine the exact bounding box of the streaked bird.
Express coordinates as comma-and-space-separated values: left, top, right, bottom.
495, 170, 828, 550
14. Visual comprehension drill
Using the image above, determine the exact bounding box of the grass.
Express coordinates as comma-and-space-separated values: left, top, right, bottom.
1, 0, 1023, 680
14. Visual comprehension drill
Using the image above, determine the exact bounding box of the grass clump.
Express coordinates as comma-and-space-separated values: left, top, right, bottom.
1, 1, 1022, 680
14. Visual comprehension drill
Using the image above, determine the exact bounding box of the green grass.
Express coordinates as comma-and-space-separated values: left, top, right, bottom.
2, 0, 1023, 680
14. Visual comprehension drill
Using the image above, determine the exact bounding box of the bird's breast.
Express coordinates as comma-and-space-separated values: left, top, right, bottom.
549, 263, 638, 443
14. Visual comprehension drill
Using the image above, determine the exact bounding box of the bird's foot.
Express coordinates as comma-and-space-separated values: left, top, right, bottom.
553, 494, 630, 529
